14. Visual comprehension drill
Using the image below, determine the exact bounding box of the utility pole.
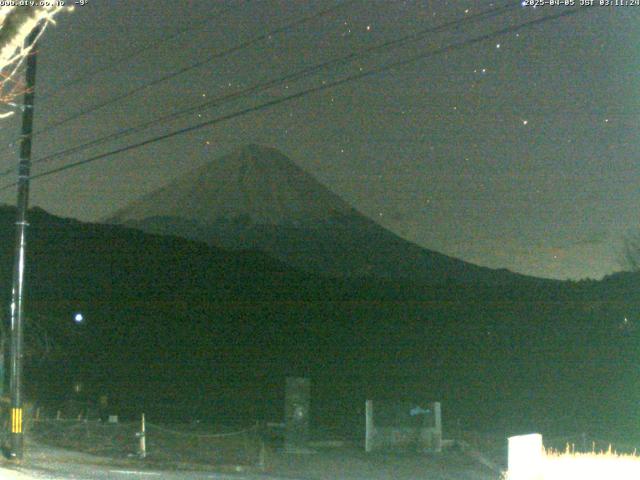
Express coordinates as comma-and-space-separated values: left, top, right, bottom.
8, 24, 41, 461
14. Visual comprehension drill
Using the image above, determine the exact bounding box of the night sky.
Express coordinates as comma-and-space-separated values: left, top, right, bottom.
0, 0, 637, 281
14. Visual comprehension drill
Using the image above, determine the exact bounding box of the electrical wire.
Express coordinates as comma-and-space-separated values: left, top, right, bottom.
0, 6, 589, 193
0, 1, 521, 178
37, 2, 237, 103
1, 0, 357, 151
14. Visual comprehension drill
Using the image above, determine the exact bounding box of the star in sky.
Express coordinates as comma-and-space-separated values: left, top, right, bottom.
0, 0, 633, 280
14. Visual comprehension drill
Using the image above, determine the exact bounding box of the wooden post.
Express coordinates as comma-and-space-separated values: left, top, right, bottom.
365, 400, 374, 452
432, 402, 442, 453
139, 413, 146, 459
258, 438, 266, 470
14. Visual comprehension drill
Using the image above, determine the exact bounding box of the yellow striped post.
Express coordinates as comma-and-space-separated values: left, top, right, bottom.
11, 407, 23, 433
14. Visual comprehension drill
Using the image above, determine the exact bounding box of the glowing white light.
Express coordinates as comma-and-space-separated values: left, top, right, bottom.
0, 6, 70, 84
541, 449, 640, 479
508, 434, 544, 479
507, 433, 640, 480
74, 313, 84, 323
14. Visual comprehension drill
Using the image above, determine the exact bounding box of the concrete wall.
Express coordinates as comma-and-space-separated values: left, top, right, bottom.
365, 400, 441, 453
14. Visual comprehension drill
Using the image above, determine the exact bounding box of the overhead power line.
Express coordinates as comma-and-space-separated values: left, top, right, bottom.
5, 0, 356, 148
0, 1, 519, 178
37, 2, 236, 102
0, 6, 590, 192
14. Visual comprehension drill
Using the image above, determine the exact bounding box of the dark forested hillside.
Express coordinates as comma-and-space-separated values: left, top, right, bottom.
0, 206, 637, 437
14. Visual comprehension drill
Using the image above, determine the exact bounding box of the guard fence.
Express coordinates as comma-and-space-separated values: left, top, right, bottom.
25, 413, 265, 469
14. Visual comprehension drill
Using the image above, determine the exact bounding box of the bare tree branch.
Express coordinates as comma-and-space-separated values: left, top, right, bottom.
0, 5, 70, 112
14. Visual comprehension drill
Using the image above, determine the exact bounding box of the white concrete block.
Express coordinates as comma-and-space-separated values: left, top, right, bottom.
508, 433, 543, 480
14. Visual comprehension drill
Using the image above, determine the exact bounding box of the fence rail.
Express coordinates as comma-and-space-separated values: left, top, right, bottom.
26, 415, 265, 469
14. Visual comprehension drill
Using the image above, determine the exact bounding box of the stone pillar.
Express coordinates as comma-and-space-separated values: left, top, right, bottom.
365, 400, 374, 452
432, 401, 442, 453
284, 377, 310, 453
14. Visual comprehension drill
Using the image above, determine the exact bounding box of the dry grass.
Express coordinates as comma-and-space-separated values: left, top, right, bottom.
541, 446, 640, 480
504, 445, 640, 480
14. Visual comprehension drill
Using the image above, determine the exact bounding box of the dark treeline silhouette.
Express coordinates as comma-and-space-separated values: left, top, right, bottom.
0, 206, 637, 438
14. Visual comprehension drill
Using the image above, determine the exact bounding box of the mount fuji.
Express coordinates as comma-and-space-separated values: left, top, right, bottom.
107, 144, 537, 286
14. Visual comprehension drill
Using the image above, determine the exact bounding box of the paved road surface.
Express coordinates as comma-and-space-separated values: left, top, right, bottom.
0, 443, 288, 480
3, 462, 287, 480
0, 441, 501, 479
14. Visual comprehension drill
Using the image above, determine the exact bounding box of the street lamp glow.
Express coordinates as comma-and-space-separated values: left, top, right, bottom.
74, 313, 84, 324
